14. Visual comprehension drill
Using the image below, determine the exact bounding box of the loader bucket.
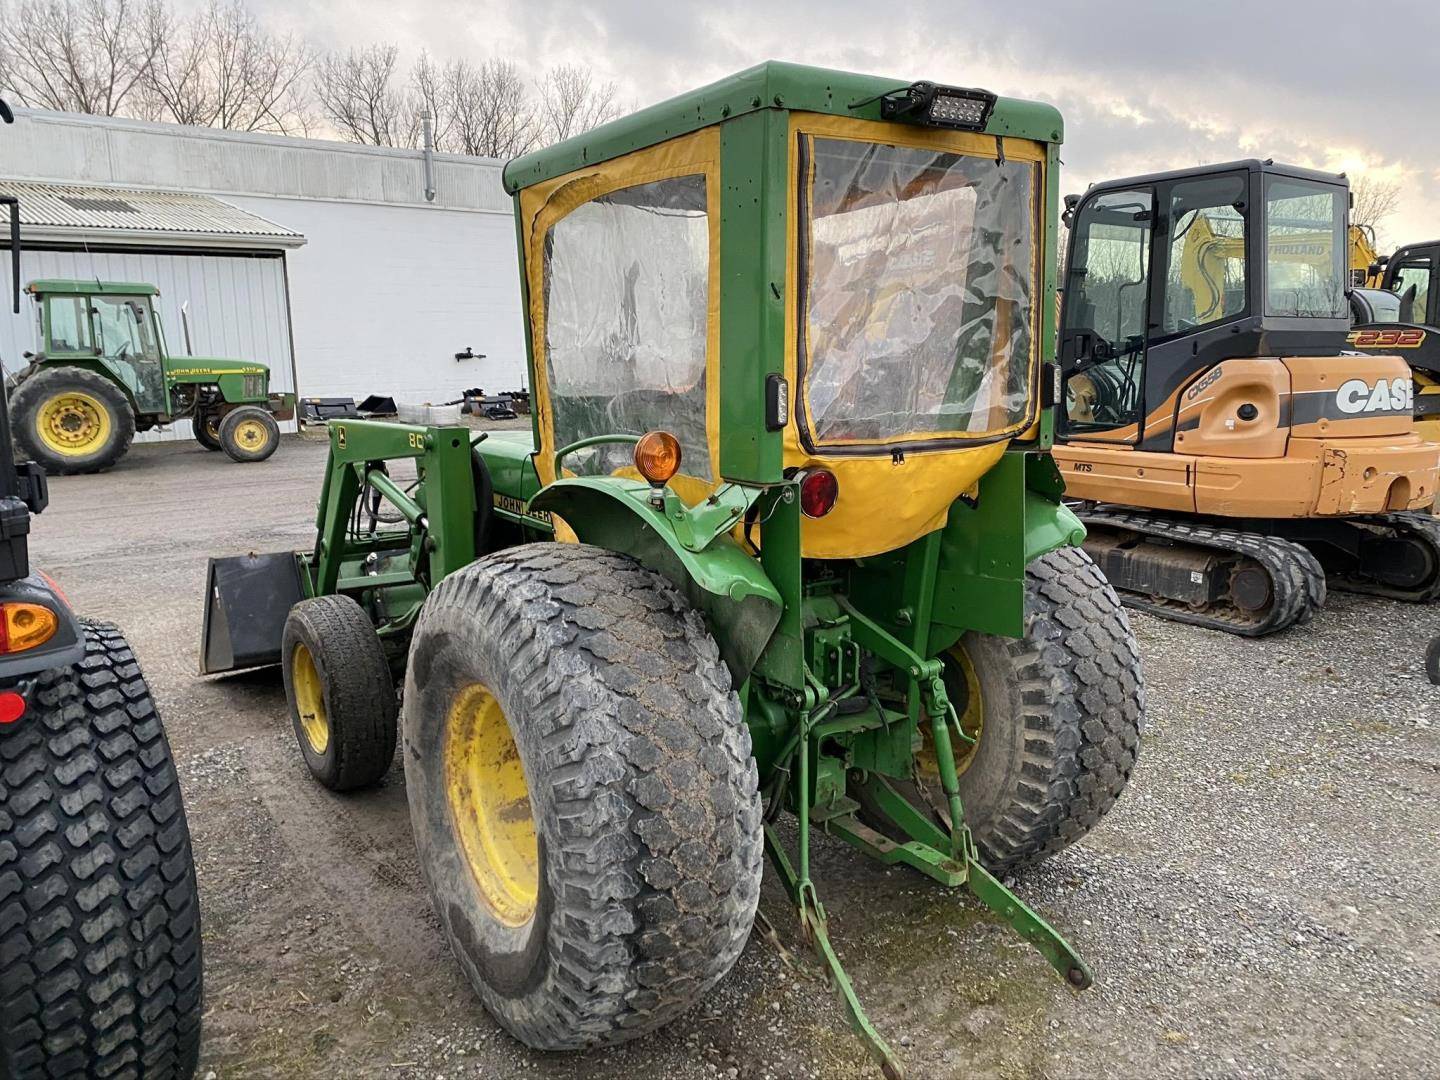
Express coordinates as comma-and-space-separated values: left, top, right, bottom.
200, 552, 306, 674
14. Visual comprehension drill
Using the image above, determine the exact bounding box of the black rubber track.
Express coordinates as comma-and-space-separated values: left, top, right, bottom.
11, 368, 136, 476
0, 622, 202, 1079
1323, 511, 1440, 603
281, 595, 398, 791
1077, 508, 1327, 636
403, 543, 763, 1051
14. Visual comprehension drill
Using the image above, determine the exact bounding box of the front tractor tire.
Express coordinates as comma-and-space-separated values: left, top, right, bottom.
862, 545, 1145, 874
281, 595, 398, 791
193, 411, 223, 451
403, 544, 763, 1051
0, 622, 203, 1079
11, 367, 136, 475
217, 406, 280, 463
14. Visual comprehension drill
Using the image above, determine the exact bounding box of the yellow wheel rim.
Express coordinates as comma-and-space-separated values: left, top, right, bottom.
37, 392, 112, 457
203, 416, 221, 440
233, 418, 271, 452
916, 645, 985, 784
291, 643, 330, 754
444, 682, 539, 927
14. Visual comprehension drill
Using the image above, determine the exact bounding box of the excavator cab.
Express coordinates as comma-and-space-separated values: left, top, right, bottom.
1055, 160, 1440, 635
1350, 240, 1440, 440
1059, 160, 1354, 451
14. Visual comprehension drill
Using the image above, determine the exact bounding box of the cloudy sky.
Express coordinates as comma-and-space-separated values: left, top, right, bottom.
247, 0, 1439, 246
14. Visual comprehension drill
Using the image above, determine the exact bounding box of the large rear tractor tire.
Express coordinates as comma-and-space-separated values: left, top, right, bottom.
281, 595, 398, 791
403, 543, 763, 1050
859, 545, 1144, 874
0, 622, 203, 1079
11, 368, 135, 475
218, 406, 279, 464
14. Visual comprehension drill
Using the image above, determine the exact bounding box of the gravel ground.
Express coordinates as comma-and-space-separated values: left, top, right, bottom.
27, 431, 1440, 1079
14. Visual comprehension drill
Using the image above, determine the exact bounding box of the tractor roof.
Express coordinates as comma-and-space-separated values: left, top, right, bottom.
502, 60, 1063, 194
27, 279, 159, 296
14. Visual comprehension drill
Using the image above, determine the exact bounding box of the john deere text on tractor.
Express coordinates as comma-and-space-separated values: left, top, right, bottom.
0, 99, 203, 1080
1053, 160, 1440, 634
202, 63, 1144, 1076
9, 279, 295, 473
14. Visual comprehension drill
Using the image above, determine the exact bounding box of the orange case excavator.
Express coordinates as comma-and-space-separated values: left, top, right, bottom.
1053, 160, 1440, 635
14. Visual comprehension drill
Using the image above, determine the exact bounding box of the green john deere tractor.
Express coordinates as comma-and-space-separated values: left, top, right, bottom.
9, 280, 295, 473
202, 62, 1144, 1076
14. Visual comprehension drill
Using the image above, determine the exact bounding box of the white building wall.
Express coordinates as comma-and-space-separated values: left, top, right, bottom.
223, 195, 527, 404
3, 108, 528, 409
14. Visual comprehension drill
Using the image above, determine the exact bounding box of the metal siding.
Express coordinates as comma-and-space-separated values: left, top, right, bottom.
0, 247, 296, 443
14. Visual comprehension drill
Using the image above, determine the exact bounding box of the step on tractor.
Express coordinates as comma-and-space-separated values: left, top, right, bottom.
0, 99, 203, 1080
1349, 239, 1440, 442
201, 62, 1144, 1076
8, 279, 295, 474
1053, 160, 1440, 635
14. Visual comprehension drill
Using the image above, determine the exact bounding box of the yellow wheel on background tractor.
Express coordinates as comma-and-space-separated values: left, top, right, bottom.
218, 405, 280, 464
281, 595, 397, 791
11, 367, 135, 474
194, 411, 224, 451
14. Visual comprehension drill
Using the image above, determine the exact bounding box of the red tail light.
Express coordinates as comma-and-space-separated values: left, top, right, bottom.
0, 691, 25, 724
798, 468, 838, 518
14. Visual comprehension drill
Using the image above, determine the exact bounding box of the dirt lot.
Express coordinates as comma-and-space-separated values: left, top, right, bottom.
30, 433, 1440, 1079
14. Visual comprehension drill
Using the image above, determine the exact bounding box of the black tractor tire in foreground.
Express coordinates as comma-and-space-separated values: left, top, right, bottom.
11, 367, 136, 475
281, 595, 398, 791
193, 411, 223, 451
862, 545, 1145, 875
217, 406, 280, 464
0, 622, 202, 1079
403, 543, 763, 1050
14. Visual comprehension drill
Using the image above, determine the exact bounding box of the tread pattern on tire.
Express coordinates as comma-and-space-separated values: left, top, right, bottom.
283, 595, 397, 791
974, 545, 1145, 871
11, 368, 136, 475
411, 543, 763, 1049
0, 621, 202, 1080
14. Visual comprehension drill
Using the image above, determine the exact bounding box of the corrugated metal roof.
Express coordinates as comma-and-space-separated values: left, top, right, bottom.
0, 180, 305, 248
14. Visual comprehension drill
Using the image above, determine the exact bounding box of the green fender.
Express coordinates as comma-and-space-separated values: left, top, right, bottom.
528, 478, 782, 682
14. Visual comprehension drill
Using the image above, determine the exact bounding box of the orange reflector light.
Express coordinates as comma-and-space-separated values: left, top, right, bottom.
634, 431, 682, 485
0, 691, 25, 724
0, 603, 59, 654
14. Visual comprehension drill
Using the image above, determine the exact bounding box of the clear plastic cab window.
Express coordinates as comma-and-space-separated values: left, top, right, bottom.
542, 175, 711, 480
799, 136, 1038, 448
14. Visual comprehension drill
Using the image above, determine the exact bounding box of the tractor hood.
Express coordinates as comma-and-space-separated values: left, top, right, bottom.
165, 356, 269, 378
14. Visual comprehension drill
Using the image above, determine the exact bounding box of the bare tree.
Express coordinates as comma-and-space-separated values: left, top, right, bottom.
1351, 175, 1403, 249
406, 50, 452, 149
445, 58, 534, 158
313, 44, 409, 146
537, 63, 617, 146
0, 0, 165, 115
140, 0, 313, 134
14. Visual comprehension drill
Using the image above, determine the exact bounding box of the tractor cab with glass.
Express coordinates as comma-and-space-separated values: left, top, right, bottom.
11, 279, 294, 473
202, 62, 1143, 1076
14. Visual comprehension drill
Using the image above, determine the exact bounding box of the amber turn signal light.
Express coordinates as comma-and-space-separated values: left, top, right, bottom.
0, 602, 58, 654
634, 431, 682, 486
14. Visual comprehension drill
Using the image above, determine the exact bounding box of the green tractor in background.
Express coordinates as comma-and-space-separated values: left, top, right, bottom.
202, 62, 1144, 1076
9, 280, 295, 473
